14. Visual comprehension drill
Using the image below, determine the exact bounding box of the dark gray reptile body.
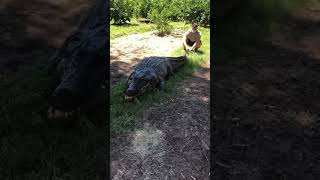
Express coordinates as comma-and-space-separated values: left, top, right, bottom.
49, 0, 108, 111
125, 55, 186, 98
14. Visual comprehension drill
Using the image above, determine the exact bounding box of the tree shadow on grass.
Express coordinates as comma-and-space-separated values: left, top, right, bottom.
195, 49, 205, 54
111, 22, 140, 26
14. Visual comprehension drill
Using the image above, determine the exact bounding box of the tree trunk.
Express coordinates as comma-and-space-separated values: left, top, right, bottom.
49, 0, 108, 112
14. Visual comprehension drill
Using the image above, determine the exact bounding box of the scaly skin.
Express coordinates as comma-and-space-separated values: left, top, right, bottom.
48, 0, 108, 120
125, 55, 187, 100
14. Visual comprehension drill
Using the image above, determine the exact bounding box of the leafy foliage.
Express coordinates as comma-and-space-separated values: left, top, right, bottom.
110, 0, 134, 24
111, 0, 210, 26
149, 8, 173, 35
182, 0, 210, 26
133, 0, 154, 18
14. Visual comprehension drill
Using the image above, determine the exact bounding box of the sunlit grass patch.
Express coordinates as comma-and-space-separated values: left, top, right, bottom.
110, 19, 156, 40
110, 21, 192, 40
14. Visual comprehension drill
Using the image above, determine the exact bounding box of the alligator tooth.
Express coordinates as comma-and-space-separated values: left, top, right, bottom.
125, 95, 134, 100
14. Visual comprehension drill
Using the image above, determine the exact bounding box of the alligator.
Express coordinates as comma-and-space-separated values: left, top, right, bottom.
47, 0, 108, 121
124, 55, 187, 101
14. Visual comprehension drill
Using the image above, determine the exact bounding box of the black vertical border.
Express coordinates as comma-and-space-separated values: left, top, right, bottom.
105, 0, 111, 179
210, 0, 215, 179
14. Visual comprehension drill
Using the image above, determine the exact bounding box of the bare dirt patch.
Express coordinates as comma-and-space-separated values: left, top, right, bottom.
111, 67, 210, 179
270, 2, 320, 60
110, 31, 184, 85
214, 6, 320, 179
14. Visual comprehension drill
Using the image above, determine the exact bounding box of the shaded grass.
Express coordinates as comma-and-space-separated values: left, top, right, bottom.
110, 25, 210, 133
216, 0, 310, 48
214, 0, 313, 66
0, 63, 106, 179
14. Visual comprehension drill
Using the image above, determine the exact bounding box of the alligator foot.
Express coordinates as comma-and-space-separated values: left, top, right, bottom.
158, 80, 165, 90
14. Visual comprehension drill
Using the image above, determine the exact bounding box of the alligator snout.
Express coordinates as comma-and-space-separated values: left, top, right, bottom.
124, 88, 136, 102
126, 83, 137, 96
125, 89, 137, 96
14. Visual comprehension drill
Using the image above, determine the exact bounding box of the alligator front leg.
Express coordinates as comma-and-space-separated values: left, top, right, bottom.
168, 64, 174, 76
158, 77, 165, 90
164, 65, 173, 81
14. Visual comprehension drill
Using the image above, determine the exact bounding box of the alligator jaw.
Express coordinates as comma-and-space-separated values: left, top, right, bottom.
124, 83, 151, 101
124, 95, 135, 100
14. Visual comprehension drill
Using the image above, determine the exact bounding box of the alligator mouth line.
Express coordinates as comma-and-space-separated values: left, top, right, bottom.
141, 83, 150, 93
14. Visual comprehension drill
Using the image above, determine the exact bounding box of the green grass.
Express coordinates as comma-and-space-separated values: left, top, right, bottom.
217, 0, 310, 47
214, 0, 313, 61
110, 20, 193, 40
110, 19, 156, 40
110, 24, 210, 133
0, 62, 106, 179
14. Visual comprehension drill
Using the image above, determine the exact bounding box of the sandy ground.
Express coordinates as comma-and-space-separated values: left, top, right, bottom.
110, 31, 184, 86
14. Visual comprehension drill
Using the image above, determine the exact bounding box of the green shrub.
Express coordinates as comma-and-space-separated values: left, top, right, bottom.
110, 0, 211, 26
150, 9, 173, 36
110, 0, 134, 25
133, 0, 154, 18
130, 0, 210, 25
165, 0, 185, 21
182, 0, 210, 26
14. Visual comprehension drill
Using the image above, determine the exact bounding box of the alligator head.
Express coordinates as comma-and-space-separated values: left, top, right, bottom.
125, 69, 158, 100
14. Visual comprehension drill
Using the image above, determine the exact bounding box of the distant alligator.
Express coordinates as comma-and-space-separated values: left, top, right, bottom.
125, 55, 187, 100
